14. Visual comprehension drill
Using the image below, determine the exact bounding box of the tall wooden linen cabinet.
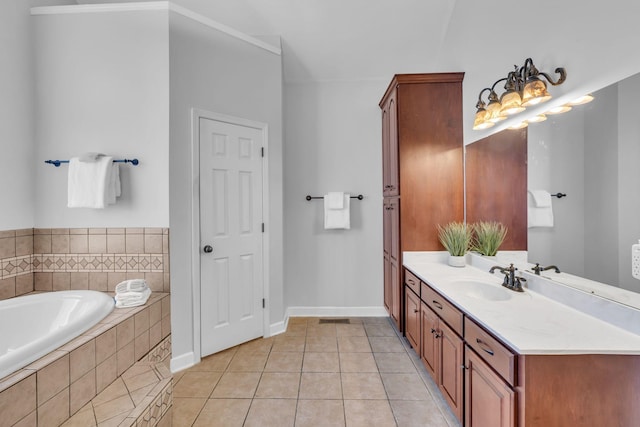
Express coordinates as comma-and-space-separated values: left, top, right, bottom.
380, 73, 464, 329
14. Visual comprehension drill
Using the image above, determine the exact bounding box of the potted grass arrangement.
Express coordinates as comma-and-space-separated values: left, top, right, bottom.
472, 221, 508, 257
437, 222, 472, 267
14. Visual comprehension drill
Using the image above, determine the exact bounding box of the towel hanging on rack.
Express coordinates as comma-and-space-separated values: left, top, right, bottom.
324, 192, 351, 229
67, 156, 120, 209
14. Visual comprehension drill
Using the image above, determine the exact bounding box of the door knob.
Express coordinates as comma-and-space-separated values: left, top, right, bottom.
203, 245, 213, 253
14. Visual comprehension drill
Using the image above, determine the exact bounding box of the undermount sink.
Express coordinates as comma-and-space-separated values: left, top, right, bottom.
450, 280, 512, 301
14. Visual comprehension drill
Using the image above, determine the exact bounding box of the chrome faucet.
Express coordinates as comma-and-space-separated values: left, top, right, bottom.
531, 263, 561, 275
489, 263, 526, 292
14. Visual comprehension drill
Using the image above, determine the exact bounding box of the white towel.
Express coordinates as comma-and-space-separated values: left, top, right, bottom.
115, 279, 148, 294
529, 190, 552, 207
324, 193, 351, 229
67, 156, 114, 208
106, 163, 121, 205
78, 152, 104, 162
115, 288, 151, 308
528, 190, 554, 228
326, 192, 344, 209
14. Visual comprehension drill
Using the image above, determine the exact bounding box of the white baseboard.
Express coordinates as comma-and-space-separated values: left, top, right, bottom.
170, 351, 198, 373
268, 318, 288, 337
286, 306, 388, 318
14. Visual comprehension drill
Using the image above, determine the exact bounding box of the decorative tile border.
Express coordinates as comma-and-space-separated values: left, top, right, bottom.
146, 335, 172, 363
1, 253, 164, 279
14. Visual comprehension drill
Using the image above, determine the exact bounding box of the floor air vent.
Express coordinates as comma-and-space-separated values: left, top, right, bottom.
319, 318, 350, 324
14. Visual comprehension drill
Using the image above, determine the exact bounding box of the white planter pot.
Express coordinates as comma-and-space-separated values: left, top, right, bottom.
448, 255, 466, 267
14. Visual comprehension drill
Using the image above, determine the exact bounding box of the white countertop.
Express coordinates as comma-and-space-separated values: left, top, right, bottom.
403, 252, 640, 355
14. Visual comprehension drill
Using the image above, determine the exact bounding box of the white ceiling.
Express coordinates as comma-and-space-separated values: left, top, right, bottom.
54, 0, 640, 140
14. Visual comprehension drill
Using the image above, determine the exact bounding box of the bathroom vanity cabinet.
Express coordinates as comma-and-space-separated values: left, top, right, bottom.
403, 261, 640, 427
380, 73, 464, 329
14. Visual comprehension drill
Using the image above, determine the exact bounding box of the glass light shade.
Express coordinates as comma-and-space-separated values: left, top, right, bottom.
473, 109, 495, 130
486, 100, 507, 123
499, 90, 525, 116
522, 79, 552, 106
508, 121, 528, 129
569, 94, 594, 105
527, 114, 547, 123
545, 105, 572, 114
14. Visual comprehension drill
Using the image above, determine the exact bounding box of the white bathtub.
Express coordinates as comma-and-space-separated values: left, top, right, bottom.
0, 290, 115, 379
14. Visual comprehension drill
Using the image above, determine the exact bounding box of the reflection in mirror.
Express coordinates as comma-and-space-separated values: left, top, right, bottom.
527, 71, 640, 294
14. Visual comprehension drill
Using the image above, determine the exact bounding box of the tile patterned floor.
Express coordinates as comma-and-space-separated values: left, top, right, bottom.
172, 317, 461, 427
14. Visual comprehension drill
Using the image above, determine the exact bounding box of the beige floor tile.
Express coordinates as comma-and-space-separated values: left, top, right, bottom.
227, 352, 269, 372
122, 369, 160, 392
364, 324, 397, 337
368, 336, 406, 353
390, 399, 451, 427
283, 323, 308, 336
339, 352, 379, 373
264, 351, 304, 372
211, 372, 261, 398
96, 411, 129, 427
299, 373, 342, 400
337, 336, 372, 353
303, 352, 340, 372
236, 337, 274, 354
288, 317, 310, 325
380, 373, 430, 400
192, 398, 251, 427
374, 352, 416, 373
344, 400, 396, 427
171, 397, 207, 427
172, 371, 222, 398
190, 348, 236, 371
255, 372, 301, 398
306, 324, 338, 337
306, 336, 338, 352
244, 398, 297, 427
336, 324, 366, 337
341, 373, 387, 400
295, 399, 345, 427
272, 335, 306, 352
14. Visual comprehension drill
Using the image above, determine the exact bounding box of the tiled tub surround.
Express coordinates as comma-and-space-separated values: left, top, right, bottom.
0, 293, 171, 427
0, 228, 170, 301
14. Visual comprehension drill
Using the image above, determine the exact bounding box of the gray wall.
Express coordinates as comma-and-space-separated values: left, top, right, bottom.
0, 0, 36, 229
32, 9, 171, 227
168, 12, 284, 365
283, 81, 385, 311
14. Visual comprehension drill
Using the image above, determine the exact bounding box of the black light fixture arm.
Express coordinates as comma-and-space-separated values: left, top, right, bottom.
539, 67, 567, 86
476, 87, 493, 108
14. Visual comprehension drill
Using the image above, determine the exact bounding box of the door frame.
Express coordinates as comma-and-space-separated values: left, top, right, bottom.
190, 108, 270, 362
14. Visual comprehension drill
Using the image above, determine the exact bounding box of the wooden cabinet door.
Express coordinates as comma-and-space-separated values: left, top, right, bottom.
420, 303, 439, 380
383, 200, 392, 315
465, 347, 515, 427
384, 197, 401, 328
381, 89, 399, 197
439, 321, 464, 423
404, 287, 420, 350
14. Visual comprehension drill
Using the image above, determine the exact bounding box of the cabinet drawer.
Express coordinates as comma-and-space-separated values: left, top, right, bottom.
421, 282, 463, 336
464, 318, 515, 386
404, 269, 421, 296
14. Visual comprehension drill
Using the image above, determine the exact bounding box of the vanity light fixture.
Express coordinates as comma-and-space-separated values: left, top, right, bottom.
568, 94, 594, 105
527, 114, 547, 123
545, 104, 572, 115
473, 58, 566, 130
508, 121, 529, 130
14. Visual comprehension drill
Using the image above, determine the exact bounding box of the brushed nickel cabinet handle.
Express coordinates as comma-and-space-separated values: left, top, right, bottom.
476, 338, 495, 356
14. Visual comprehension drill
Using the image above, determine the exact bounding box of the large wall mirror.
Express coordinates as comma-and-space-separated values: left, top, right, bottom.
467, 71, 640, 301
527, 71, 640, 294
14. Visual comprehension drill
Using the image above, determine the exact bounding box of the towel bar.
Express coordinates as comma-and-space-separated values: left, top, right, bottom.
306, 194, 364, 201
44, 158, 139, 167
551, 193, 566, 198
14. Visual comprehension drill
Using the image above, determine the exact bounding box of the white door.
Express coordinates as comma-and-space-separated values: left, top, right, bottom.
199, 117, 264, 357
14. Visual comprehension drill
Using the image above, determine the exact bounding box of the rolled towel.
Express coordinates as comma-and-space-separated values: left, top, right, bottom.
115, 279, 148, 294
115, 288, 151, 308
